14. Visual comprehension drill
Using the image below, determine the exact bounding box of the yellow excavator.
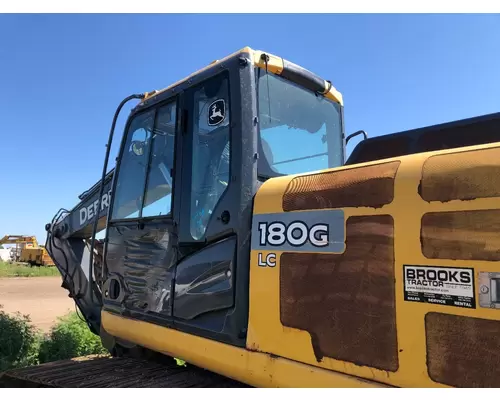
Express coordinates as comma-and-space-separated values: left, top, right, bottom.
2, 46, 500, 388
0, 235, 54, 266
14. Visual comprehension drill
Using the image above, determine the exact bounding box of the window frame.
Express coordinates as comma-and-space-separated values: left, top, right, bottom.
255, 67, 344, 180
109, 107, 156, 221
108, 96, 180, 224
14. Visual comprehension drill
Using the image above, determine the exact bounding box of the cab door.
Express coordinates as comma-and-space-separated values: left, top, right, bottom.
104, 99, 180, 326
171, 71, 248, 346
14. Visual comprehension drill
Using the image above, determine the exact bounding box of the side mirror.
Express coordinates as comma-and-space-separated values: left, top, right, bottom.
345, 130, 368, 145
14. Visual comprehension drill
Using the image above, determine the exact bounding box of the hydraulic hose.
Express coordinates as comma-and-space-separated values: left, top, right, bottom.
88, 93, 145, 304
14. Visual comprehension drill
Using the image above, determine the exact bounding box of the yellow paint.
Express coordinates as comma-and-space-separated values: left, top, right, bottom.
251, 49, 343, 105
252, 49, 284, 75
248, 140, 500, 388
324, 84, 344, 105
0, 234, 39, 247
142, 90, 159, 101
101, 311, 388, 388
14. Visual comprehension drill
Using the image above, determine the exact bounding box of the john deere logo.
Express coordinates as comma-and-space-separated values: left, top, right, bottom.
208, 99, 225, 126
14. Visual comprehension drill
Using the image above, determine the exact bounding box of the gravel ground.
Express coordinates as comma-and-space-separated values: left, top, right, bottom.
0, 277, 74, 332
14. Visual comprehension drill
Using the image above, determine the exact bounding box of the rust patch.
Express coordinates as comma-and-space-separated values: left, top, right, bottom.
426, 313, 500, 388
282, 161, 400, 211
280, 215, 398, 371
421, 209, 500, 261
420, 147, 500, 202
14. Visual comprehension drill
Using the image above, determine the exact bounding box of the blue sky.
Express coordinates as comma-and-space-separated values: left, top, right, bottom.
0, 13, 499, 243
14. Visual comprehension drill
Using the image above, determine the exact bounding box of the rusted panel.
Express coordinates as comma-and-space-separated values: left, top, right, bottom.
426, 313, 500, 388
282, 161, 400, 211
280, 215, 398, 371
420, 147, 500, 202
421, 210, 500, 261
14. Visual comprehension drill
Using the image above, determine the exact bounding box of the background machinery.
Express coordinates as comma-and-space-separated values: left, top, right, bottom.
3, 47, 500, 388
0, 235, 54, 266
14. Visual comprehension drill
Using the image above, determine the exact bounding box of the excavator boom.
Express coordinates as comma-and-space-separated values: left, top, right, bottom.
0, 235, 38, 246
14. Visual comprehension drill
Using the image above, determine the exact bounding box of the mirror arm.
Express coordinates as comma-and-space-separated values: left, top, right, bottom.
345, 130, 368, 144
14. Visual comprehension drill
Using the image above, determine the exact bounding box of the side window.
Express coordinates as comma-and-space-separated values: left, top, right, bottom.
111, 110, 155, 220
142, 102, 177, 217
190, 75, 231, 240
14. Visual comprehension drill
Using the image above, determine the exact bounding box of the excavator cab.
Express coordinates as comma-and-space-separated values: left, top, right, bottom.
103, 49, 345, 346
45, 47, 345, 349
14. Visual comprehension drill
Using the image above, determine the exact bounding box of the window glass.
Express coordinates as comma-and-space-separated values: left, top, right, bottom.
111, 110, 155, 220
257, 72, 343, 177
190, 76, 231, 240
142, 102, 177, 217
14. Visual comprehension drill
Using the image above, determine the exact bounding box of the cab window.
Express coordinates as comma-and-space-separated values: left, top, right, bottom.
111, 110, 155, 220
189, 75, 231, 240
142, 102, 177, 217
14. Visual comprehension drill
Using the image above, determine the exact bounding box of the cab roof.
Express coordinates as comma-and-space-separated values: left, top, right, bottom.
140, 46, 343, 106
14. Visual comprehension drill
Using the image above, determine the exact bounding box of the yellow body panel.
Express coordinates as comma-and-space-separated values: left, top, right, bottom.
248, 141, 500, 388
103, 141, 500, 387
101, 311, 388, 388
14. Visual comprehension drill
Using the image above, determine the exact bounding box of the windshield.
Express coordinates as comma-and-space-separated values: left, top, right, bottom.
257, 71, 343, 178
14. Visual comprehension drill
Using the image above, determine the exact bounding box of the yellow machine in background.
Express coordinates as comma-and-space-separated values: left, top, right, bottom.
0, 235, 54, 266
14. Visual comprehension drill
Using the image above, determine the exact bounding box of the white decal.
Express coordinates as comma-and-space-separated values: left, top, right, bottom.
258, 253, 276, 268
404, 265, 475, 309
258, 221, 329, 248
79, 190, 112, 226
208, 99, 226, 126
251, 210, 344, 254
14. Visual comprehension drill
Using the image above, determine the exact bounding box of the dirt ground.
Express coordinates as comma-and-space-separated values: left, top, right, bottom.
0, 277, 74, 332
